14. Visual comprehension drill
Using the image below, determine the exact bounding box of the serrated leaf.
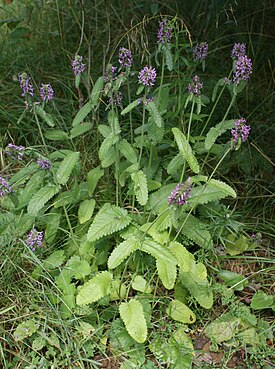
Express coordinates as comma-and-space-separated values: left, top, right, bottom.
101, 146, 116, 168
131, 170, 148, 206
108, 111, 121, 134
34, 105, 54, 127
66, 256, 91, 279
156, 259, 177, 289
148, 117, 164, 144
87, 204, 131, 242
172, 128, 200, 173
146, 101, 163, 128
18, 171, 45, 208
165, 46, 173, 71
76, 271, 113, 306
132, 276, 152, 293
45, 130, 69, 140
27, 184, 59, 215
180, 213, 213, 248
98, 124, 112, 138
90, 76, 104, 106
43, 250, 66, 269
119, 300, 147, 343
72, 101, 92, 127
121, 99, 140, 115
99, 133, 119, 161
205, 120, 236, 150
87, 166, 104, 196
212, 78, 225, 102
14, 320, 39, 342
169, 241, 192, 272
141, 238, 177, 264
108, 236, 140, 269
78, 199, 96, 224
70, 122, 93, 138
167, 153, 185, 175
167, 299, 196, 324
147, 183, 176, 214
251, 291, 274, 310
118, 139, 137, 163
56, 152, 80, 185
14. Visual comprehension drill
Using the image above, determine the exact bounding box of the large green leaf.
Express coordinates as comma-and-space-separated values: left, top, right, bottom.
108, 236, 140, 269
27, 184, 59, 216
167, 299, 196, 324
205, 119, 236, 150
72, 101, 92, 127
147, 183, 176, 214
121, 99, 140, 115
34, 105, 55, 127
119, 299, 147, 343
45, 130, 69, 140
90, 76, 104, 107
56, 152, 80, 185
156, 259, 177, 289
78, 199, 96, 224
169, 241, 192, 272
167, 153, 185, 175
70, 122, 93, 139
99, 133, 119, 162
76, 271, 113, 306
131, 170, 148, 206
118, 139, 137, 163
146, 101, 163, 127
172, 127, 200, 173
87, 203, 131, 242
86, 166, 104, 196
180, 213, 213, 248
141, 238, 177, 264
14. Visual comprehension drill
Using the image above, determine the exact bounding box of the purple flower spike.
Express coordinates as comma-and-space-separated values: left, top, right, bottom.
138, 66, 157, 87
25, 228, 44, 252
37, 158, 51, 170
157, 19, 172, 44
118, 47, 133, 68
231, 118, 251, 144
233, 55, 252, 85
18, 73, 34, 97
231, 43, 246, 59
71, 55, 86, 76
193, 42, 208, 62
0, 176, 12, 198
188, 75, 203, 96
109, 91, 123, 107
40, 83, 54, 101
6, 143, 25, 160
168, 178, 192, 207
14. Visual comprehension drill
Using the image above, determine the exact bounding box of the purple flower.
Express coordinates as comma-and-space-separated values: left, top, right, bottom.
25, 228, 44, 252
0, 176, 12, 198
118, 47, 133, 68
188, 75, 203, 96
18, 73, 34, 97
37, 158, 51, 170
231, 118, 251, 143
6, 143, 25, 160
231, 43, 246, 59
157, 19, 172, 44
138, 66, 157, 87
104, 65, 117, 83
224, 77, 232, 85
40, 83, 54, 101
193, 42, 208, 62
138, 95, 156, 105
71, 55, 86, 76
109, 91, 123, 107
168, 178, 192, 207
233, 55, 252, 85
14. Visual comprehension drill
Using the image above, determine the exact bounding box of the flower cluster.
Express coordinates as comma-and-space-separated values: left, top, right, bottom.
188, 75, 203, 96
138, 66, 157, 87
109, 91, 123, 107
168, 178, 192, 207
18, 73, 34, 97
231, 43, 246, 59
71, 55, 86, 76
118, 47, 132, 68
231, 118, 251, 143
233, 55, 252, 85
193, 42, 208, 62
157, 19, 172, 44
25, 228, 44, 252
138, 95, 156, 106
37, 158, 51, 170
40, 83, 54, 101
0, 176, 12, 198
6, 143, 25, 160
104, 65, 117, 83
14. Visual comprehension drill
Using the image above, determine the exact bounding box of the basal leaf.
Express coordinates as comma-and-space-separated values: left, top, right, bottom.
87, 203, 131, 242
131, 170, 148, 206
119, 299, 147, 343
132, 275, 152, 293
167, 299, 196, 324
180, 213, 213, 248
76, 271, 113, 306
156, 259, 177, 289
172, 127, 200, 173
141, 238, 177, 264
78, 199, 96, 224
169, 241, 192, 272
27, 184, 59, 215
108, 236, 140, 269
56, 152, 80, 185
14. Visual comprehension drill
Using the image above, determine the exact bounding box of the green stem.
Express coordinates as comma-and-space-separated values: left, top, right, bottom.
138, 102, 146, 166
34, 110, 49, 156
127, 79, 133, 145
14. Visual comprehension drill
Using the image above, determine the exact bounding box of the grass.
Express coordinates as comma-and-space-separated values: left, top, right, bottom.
0, 0, 274, 368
